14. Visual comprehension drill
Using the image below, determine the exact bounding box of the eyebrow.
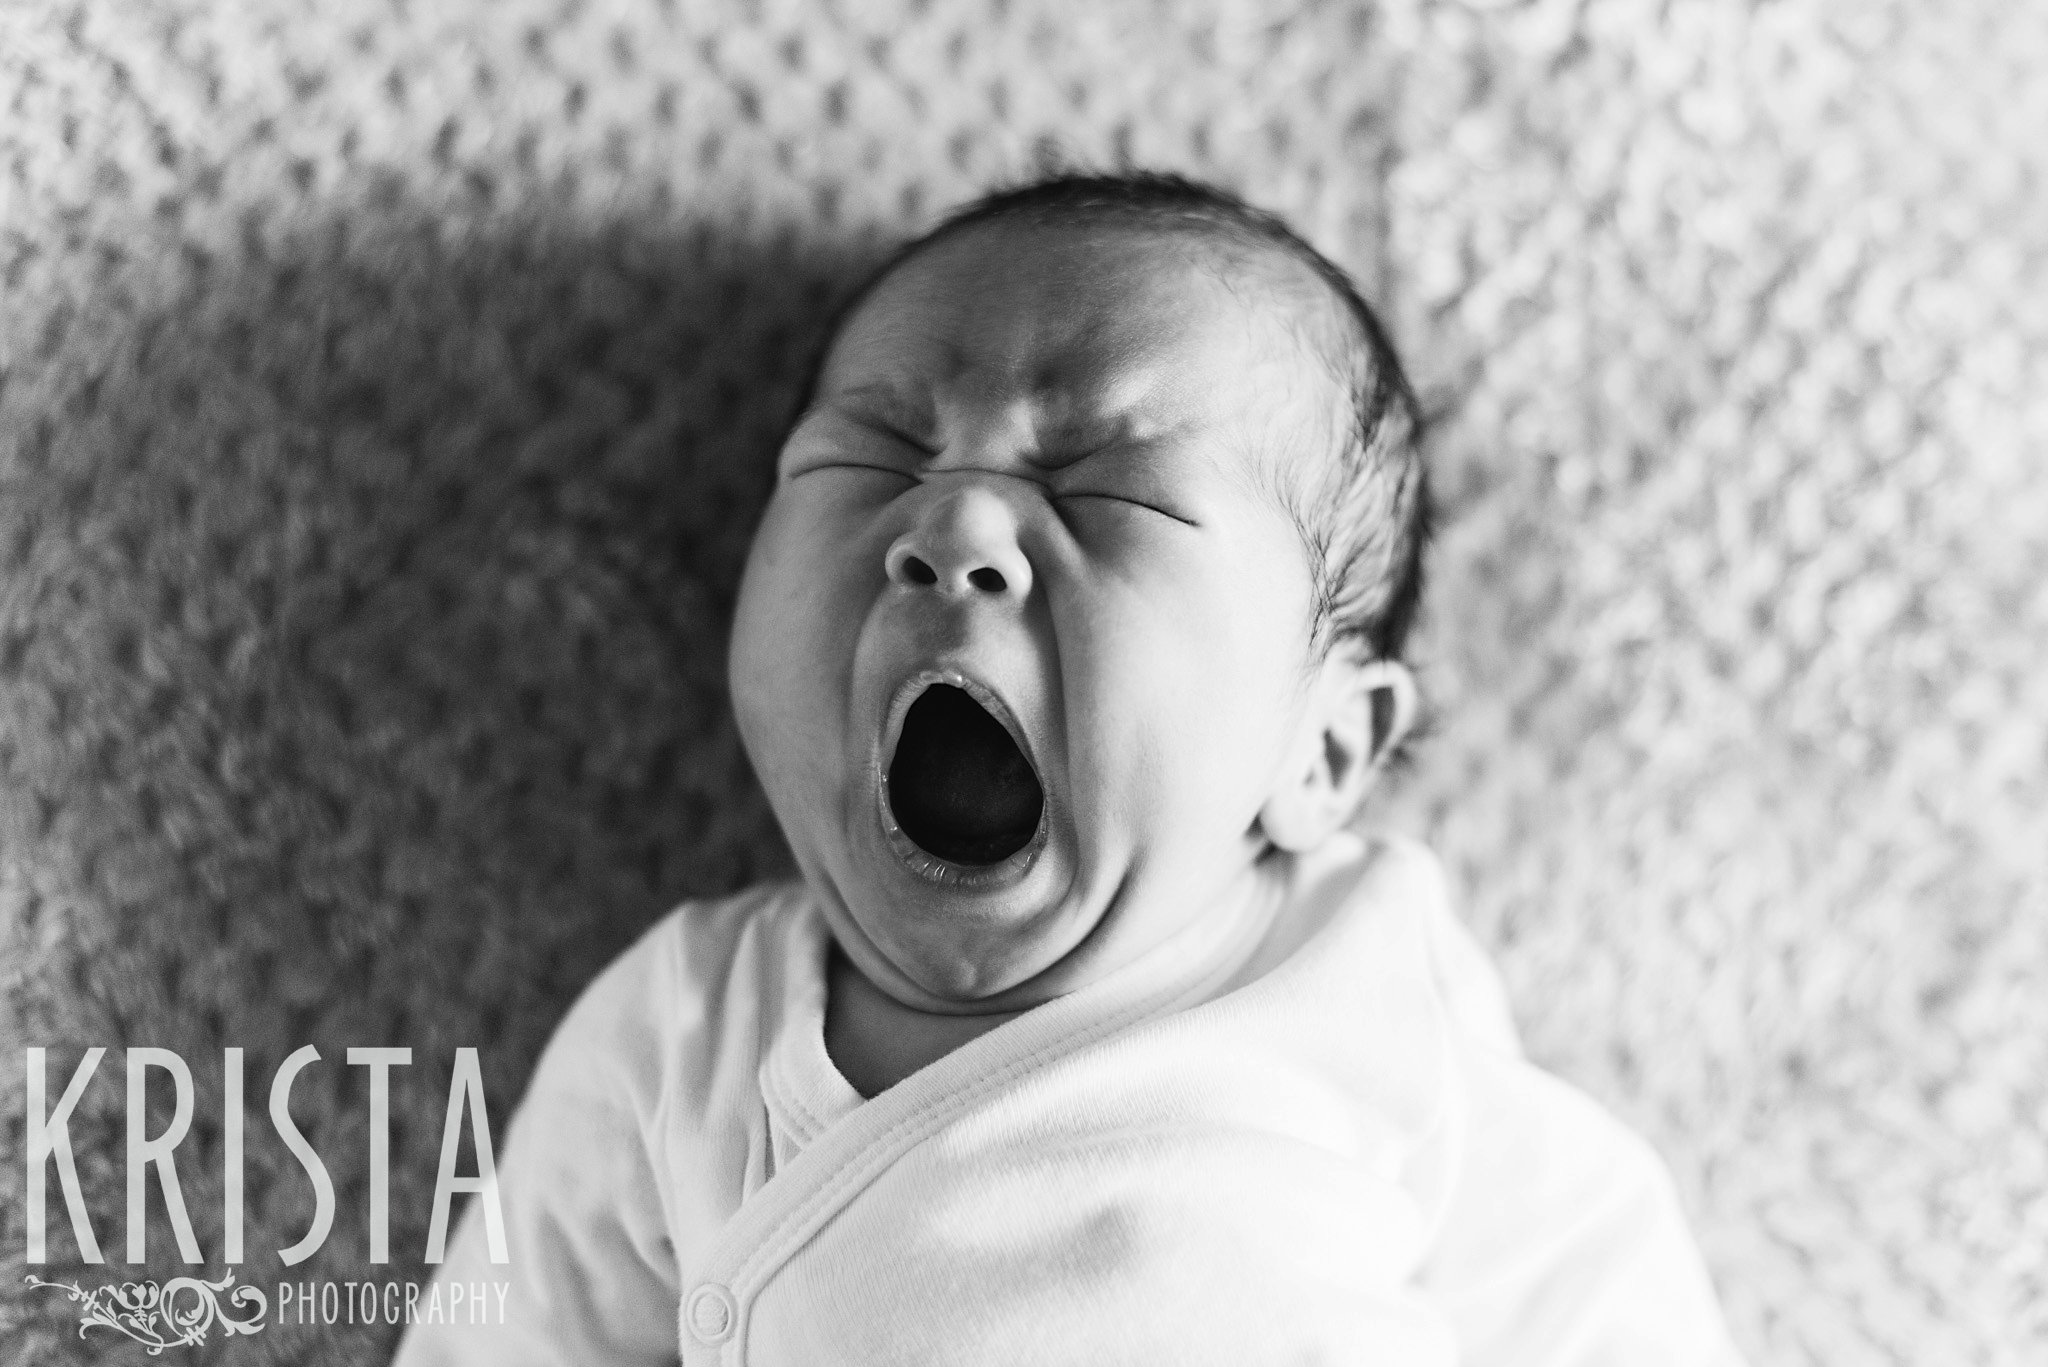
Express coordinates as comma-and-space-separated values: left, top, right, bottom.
1021, 407, 1146, 469
1020, 352, 1190, 467
820, 381, 937, 434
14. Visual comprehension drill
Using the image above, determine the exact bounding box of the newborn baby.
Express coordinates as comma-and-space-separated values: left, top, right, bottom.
398, 174, 1745, 1366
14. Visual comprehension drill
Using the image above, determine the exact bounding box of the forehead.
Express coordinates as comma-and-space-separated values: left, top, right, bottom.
817, 220, 1335, 432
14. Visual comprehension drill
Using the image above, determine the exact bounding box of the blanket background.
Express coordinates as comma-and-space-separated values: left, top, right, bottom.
2, 1, 2041, 1362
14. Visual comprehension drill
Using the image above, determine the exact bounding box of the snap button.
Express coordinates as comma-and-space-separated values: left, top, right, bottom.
686, 1283, 737, 1344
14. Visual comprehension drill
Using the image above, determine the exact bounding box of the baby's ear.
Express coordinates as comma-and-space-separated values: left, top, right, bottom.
1258, 652, 1417, 853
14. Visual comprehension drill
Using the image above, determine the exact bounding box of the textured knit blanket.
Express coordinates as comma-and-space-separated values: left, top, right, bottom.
2, 2, 2042, 1364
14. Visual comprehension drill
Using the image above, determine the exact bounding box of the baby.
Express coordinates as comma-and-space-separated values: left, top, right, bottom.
397, 173, 1745, 1365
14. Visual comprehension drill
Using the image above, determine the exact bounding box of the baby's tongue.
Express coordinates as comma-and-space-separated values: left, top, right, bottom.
888, 685, 1043, 866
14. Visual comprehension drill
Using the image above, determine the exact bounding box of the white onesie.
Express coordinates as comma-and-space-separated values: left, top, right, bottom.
395, 831, 1745, 1366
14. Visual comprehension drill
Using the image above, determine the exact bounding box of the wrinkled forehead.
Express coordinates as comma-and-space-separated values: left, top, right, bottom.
813, 220, 1339, 439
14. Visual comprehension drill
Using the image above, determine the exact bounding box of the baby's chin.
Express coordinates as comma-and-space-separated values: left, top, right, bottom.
842, 821, 1296, 1017
814, 758, 1104, 1008
827, 864, 1111, 1010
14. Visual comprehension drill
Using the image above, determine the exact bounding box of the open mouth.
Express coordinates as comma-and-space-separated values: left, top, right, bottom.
884, 682, 1045, 869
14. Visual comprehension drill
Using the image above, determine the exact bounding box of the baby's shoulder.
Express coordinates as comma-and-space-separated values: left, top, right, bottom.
568, 877, 814, 1030
1281, 830, 1523, 1056
529, 878, 817, 1109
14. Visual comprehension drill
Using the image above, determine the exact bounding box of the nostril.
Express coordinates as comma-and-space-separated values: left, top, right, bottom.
967, 567, 1007, 593
902, 555, 938, 586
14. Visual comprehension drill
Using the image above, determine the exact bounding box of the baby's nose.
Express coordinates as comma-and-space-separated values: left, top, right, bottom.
884, 485, 1033, 602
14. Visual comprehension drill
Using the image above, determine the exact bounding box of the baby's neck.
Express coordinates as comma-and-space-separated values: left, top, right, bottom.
822, 855, 1289, 1099
823, 949, 1025, 1099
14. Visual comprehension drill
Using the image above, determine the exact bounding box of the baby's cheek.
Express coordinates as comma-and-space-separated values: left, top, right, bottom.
1182, 536, 1316, 683
1110, 630, 1287, 826
1178, 558, 1319, 779
733, 504, 854, 754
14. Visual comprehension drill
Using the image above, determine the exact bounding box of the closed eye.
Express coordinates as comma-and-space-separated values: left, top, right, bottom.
778, 404, 930, 482
850, 415, 937, 457
791, 460, 919, 482
1056, 490, 1199, 527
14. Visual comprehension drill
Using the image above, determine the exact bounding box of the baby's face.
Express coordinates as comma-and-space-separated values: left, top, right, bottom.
730, 222, 1348, 1010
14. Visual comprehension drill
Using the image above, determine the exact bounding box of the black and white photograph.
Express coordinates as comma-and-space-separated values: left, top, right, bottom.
2, 1, 2041, 1363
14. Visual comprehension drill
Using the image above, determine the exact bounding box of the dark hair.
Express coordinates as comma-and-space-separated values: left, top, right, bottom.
793, 171, 1431, 667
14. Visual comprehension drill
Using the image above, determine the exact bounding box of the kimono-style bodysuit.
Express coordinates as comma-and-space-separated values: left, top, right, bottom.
395, 833, 1746, 1366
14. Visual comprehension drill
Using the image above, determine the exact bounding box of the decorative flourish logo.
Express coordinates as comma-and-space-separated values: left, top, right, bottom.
23, 1272, 268, 1354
